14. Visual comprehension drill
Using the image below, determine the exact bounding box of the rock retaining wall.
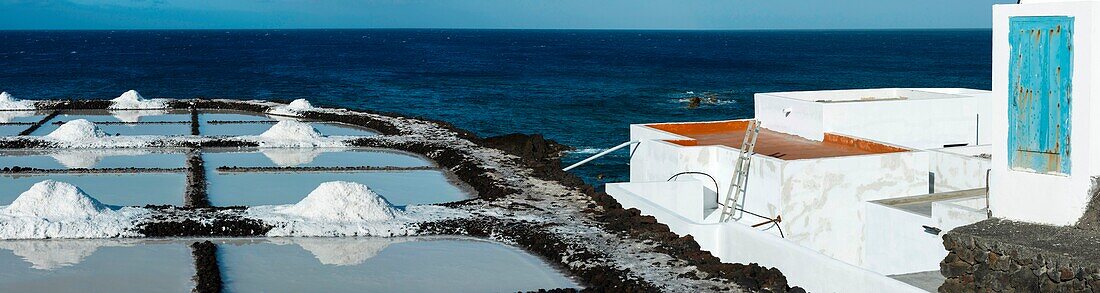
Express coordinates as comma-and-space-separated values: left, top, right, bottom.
941, 219, 1100, 292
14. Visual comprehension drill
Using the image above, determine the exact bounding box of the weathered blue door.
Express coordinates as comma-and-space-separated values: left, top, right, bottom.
1008, 16, 1073, 175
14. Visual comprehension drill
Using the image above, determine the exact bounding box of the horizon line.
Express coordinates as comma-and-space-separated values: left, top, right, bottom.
0, 27, 994, 32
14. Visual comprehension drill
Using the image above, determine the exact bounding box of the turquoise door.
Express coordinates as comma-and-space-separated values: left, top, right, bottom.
1008, 16, 1073, 175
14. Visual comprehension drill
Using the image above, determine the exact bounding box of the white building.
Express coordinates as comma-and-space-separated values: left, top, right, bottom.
608, 88, 992, 292
603, 1, 1100, 291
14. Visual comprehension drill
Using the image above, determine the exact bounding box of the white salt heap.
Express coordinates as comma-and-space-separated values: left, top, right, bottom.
0, 181, 146, 239
0, 92, 36, 110
6, 180, 109, 219
278, 181, 398, 222
268, 98, 317, 116
259, 120, 323, 141
245, 181, 440, 237
108, 90, 167, 109
45, 119, 105, 141
250, 120, 345, 148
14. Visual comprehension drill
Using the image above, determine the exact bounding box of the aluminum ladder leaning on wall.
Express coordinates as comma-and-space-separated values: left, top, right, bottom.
720, 120, 761, 222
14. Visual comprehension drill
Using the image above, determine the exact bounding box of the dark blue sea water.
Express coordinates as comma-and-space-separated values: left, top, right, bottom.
0, 29, 992, 185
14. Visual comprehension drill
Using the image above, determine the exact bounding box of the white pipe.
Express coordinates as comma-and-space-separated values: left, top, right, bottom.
562, 140, 639, 172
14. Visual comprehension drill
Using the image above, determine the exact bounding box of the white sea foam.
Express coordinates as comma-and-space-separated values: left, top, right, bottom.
0, 92, 36, 110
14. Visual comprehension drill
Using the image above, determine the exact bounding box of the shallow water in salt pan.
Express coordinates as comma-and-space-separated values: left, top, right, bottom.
0, 240, 194, 292
29, 111, 192, 136
0, 125, 26, 136
200, 121, 377, 137
207, 170, 469, 206
0, 149, 186, 169
218, 237, 579, 292
0, 173, 185, 206
202, 148, 430, 168
0, 111, 45, 124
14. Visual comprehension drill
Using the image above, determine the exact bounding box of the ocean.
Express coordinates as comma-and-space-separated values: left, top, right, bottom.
0, 29, 992, 185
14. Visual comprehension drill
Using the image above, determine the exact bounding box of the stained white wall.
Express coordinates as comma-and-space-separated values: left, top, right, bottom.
990, 2, 1098, 226
778, 152, 930, 266
928, 148, 992, 193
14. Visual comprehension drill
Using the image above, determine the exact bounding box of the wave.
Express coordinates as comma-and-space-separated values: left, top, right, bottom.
570, 148, 604, 154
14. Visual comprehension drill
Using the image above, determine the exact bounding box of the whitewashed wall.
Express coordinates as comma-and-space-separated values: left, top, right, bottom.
928, 149, 992, 193
755, 88, 991, 149
778, 152, 930, 266
991, 2, 1098, 226
754, 93, 825, 141
821, 96, 985, 150
863, 202, 943, 275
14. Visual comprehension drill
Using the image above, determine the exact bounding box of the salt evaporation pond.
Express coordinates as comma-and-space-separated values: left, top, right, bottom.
0, 125, 26, 136
208, 170, 469, 206
203, 121, 378, 137
197, 111, 378, 136
219, 237, 579, 292
202, 148, 431, 168
30, 110, 192, 136
0, 111, 46, 123
0, 240, 195, 292
0, 149, 187, 169
0, 173, 185, 206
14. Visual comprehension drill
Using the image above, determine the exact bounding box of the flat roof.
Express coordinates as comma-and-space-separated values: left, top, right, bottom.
646, 120, 908, 160
760, 88, 970, 103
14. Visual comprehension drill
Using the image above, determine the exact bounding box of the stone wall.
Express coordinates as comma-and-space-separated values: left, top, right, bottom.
940, 218, 1100, 292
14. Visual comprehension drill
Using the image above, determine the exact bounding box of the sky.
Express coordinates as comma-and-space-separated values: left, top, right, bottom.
0, 0, 1018, 30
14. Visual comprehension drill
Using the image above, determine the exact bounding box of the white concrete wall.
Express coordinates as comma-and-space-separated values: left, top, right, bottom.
934, 197, 989, 232
755, 93, 825, 141
991, 2, 1098, 226
607, 180, 717, 221
779, 152, 930, 267
756, 88, 990, 149
928, 149, 992, 193
863, 202, 944, 275
609, 185, 924, 293
821, 96, 984, 150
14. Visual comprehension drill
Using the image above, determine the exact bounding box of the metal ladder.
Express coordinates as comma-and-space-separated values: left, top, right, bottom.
720, 120, 761, 222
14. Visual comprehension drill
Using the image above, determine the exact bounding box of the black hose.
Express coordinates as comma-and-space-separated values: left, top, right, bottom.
667, 172, 721, 199
669, 171, 784, 238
